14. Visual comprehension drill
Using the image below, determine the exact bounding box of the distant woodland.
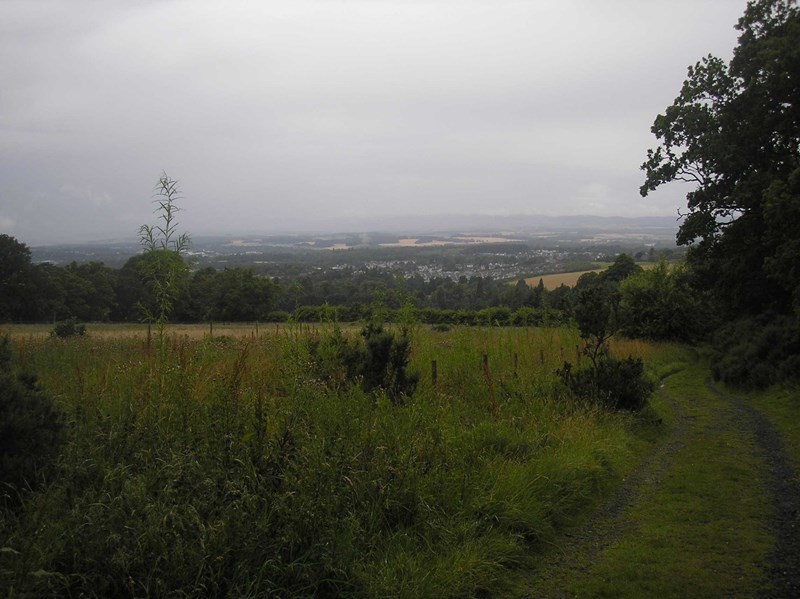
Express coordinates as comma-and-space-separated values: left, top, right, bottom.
1, 232, 585, 325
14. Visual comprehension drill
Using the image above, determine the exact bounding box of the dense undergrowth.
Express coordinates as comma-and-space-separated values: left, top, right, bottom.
0, 325, 675, 597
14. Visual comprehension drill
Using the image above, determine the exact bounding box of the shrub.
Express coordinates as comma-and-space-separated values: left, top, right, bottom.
619, 261, 713, 342
267, 310, 291, 323
0, 337, 64, 500
50, 318, 86, 339
306, 324, 360, 387
558, 356, 654, 411
350, 322, 420, 402
711, 315, 800, 388
309, 322, 420, 402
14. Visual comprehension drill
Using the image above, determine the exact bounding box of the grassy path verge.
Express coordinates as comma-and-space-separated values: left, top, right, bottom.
711, 381, 800, 598
522, 357, 796, 598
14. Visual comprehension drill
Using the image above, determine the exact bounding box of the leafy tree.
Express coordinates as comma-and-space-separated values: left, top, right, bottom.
0, 336, 64, 499
113, 255, 151, 322
574, 280, 618, 367
28, 263, 69, 322
180, 266, 219, 322
68, 262, 118, 321
619, 261, 712, 342
501, 279, 534, 310
0, 235, 33, 322
212, 268, 277, 321
601, 253, 642, 284
532, 277, 547, 308
558, 280, 654, 411
641, 0, 800, 319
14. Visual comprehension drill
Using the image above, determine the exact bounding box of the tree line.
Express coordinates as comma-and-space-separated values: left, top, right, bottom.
1, 232, 562, 324
1, 231, 705, 343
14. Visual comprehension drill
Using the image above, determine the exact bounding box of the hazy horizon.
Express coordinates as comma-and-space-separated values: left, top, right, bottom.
2, 1, 746, 245
25, 212, 680, 248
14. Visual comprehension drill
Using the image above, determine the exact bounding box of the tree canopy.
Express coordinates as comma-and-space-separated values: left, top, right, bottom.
641, 0, 800, 318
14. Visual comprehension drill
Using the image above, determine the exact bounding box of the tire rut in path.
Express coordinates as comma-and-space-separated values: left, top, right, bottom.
524, 379, 800, 598
521, 388, 688, 598
706, 381, 800, 599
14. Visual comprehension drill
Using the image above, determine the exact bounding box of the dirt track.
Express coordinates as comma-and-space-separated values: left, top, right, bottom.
522, 373, 799, 598
708, 381, 800, 598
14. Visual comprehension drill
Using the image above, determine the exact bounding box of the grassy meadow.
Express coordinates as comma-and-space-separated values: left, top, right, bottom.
1, 323, 680, 597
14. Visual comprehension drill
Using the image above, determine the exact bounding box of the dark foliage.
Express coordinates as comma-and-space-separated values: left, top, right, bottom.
0, 234, 33, 322
354, 322, 419, 401
619, 261, 714, 343
641, 0, 800, 385
50, 318, 87, 339
711, 315, 800, 388
0, 337, 64, 500
565, 263, 655, 411
558, 356, 655, 411
309, 322, 420, 402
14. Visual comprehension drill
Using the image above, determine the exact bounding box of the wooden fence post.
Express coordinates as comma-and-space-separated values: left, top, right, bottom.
431, 360, 438, 386
482, 353, 488, 372
513, 353, 518, 378
576, 344, 581, 366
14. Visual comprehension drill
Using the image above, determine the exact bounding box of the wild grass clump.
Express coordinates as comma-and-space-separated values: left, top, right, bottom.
0, 325, 667, 596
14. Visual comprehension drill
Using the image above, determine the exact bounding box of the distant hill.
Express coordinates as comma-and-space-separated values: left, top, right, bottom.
28, 213, 680, 266
190, 213, 680, 238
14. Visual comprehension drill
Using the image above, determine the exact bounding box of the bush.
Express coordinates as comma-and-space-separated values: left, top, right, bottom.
50, 318, 86, 338
309, 322, 420, 402
266, 310, 291, 323
711, 315, 800, 388
619, 261, 713, 342
558, 356, 654, 411
351, 322, 419, 402
0, 337, 64, 500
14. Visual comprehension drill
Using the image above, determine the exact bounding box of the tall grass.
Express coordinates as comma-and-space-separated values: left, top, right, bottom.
1, 324, 669, 597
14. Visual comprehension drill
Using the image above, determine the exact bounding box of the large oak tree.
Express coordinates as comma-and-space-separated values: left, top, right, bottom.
641, 0, 800, 318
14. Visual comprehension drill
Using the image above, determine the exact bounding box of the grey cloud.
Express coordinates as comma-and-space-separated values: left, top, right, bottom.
0, 0, 747, 244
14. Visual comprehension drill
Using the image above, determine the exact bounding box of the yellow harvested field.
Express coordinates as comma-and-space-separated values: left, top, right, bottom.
379, 238, 450, 247
379, 236, 520, 247
524, 262, 660, 290
524, 270, 603, 290
0, 322, 330, 341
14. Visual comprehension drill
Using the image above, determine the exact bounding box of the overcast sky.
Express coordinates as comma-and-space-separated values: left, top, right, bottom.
1, 0, 748, 245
